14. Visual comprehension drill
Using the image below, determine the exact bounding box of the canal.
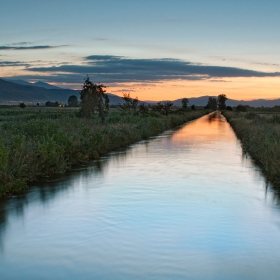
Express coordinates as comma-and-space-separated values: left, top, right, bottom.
1, 111, 280, 279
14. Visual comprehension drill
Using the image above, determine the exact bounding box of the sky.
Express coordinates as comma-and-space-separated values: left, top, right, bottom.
0, 0, 280, 101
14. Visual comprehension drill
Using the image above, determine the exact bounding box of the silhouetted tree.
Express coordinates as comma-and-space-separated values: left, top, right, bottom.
218, 94, 227, 110
151, 102, 164, 114
68, 95, 79, 107
162, 101, 173, 116
205, 97, 217, 110
191, 104, 196, 110
19, 102, 26, 108
45, 101, 59, 107
119, 93, 138, 114
226, 106, 233, 111
182, 98, 189, 108
138, 103, 149, 115
79, 77, 109, 122
150, 101, 173, 115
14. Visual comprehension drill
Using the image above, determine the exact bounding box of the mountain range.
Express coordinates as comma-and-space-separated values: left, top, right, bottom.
0, 78, 279, 107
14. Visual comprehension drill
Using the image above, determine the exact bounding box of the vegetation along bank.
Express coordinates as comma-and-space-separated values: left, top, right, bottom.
222, 110, 280, 188
0, 104, 211, 198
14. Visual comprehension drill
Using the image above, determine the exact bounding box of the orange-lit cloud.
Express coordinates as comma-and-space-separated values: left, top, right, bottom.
1, 55, 279, 101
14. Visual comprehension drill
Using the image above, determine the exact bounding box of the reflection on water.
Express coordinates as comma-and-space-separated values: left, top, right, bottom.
1, 112, 280, 280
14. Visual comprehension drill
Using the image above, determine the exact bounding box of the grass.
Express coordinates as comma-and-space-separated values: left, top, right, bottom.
0, 106, 211, 197
222, 110, 280, 188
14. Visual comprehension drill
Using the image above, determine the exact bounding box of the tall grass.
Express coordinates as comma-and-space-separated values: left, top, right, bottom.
0, 108, 210, 197
223, 111, 280, 187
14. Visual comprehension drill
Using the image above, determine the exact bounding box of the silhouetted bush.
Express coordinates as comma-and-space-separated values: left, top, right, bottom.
45, 101, 60, 107
236, 104, 247, 112
68, 95, 79, 107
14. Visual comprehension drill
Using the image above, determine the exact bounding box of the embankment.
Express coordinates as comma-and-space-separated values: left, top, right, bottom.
222, 111, 280, 188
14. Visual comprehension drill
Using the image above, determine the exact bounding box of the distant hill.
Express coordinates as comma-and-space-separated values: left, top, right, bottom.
32, 81, 62, 90
0, 79, 125, 105
172, 96, 280, 108
0, 79, 79, 104
4, 79, 63, 90
1, 78, 280, 107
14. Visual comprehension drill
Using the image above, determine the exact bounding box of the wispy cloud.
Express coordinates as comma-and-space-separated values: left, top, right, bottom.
24, 55, 280, 84
6, 42, 33, 46
93, 38, 109, 41
0, 45, 67, 50
0, 61, 30, 67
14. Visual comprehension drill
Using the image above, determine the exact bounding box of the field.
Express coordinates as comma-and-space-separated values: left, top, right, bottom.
0, 106, 210, 197
222, 109, 280, 189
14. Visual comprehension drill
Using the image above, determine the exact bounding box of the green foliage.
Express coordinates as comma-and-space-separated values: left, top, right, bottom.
268, 114, 280, 124
236, 104, 247, 112
68, 95, 79, 107
218, 94, 227, 110
182, 98, 189, 108
0, 140, 9, 177
151, 101, 173, 116
119, 93, 139, 114
79, 77, 109, 121
45, 101, 60, 107
0, 106, 209, 197
223, 111, 280, 188
245, 112, 257, 119
205, 97, 217, 110
138, 103, 149, 115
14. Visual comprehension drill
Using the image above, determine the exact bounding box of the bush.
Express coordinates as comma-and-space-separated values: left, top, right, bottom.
236, 104, 247, 112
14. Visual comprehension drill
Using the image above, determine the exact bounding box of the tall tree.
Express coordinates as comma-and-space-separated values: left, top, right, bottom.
218, 94, 227, 110
182, 98, 189, 108
79, 77, 109, 122
205, 97, 217, 110
162, 101, 173, 116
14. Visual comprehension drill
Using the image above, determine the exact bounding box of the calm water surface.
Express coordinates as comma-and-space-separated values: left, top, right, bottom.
1, 112, 280, 280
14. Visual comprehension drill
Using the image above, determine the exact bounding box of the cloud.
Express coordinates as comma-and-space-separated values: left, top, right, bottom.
93, 38, 109, 41
6, 42, 33, 46
0, 61, 29, 67
0, 45, 67, 50
24, 55, 280, 84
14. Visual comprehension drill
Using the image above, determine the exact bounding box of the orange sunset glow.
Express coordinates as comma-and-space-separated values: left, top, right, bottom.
108, 77, 280, 101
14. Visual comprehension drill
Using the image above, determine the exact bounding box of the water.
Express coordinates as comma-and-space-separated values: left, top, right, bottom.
1, 112, 280, 280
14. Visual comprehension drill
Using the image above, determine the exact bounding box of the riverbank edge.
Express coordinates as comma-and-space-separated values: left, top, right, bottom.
222, 111, 280, 189
0, 110, 211, 198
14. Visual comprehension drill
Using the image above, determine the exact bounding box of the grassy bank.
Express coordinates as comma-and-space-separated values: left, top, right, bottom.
0, 107, 210, 197
222, 110, 280, 188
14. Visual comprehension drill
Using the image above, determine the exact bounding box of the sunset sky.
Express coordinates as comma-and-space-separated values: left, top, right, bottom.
1, 0, 280, 101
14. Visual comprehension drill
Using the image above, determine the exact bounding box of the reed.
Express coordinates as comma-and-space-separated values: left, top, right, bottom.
222, 111, 280, 188
0, 107, 210, 197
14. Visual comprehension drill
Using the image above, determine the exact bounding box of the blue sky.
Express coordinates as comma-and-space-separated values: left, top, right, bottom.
1, 0, 280, 100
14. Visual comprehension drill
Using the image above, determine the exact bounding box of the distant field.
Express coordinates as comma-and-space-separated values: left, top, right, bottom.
0, 106, 78, 123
